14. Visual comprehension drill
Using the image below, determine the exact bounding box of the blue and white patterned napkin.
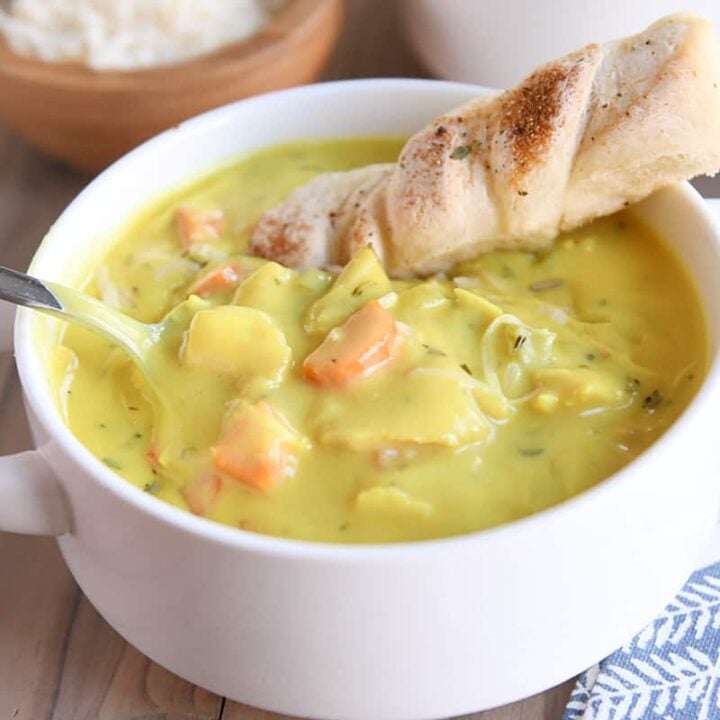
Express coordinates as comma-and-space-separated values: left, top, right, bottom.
563, 562, 720, 720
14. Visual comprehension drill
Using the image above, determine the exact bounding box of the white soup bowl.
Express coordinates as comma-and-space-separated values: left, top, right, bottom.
1, 79, 720, 720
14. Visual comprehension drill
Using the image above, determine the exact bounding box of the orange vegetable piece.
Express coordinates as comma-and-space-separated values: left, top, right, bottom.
182, 472, 222, 517
303, 300, 399, 388
212, 401, 299, 491
146, 446, 159, 468
176, 206, 224, 247
188, 262, 244, 297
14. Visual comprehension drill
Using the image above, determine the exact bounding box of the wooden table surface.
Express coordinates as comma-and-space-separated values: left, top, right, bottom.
8, 1, 705, 717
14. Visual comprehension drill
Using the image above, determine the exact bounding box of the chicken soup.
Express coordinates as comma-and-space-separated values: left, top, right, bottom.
53, 138, 707, 543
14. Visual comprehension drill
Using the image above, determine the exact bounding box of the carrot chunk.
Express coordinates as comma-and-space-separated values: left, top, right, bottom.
188, 262, 244, 297
182, 472, 222, 517
146, 446, 159, 468
303, 300, 399, 388
176, 206, 224, 247
212, 401, 300, 491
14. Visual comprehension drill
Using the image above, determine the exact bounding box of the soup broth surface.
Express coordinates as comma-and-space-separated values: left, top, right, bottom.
55, 138, 707, 543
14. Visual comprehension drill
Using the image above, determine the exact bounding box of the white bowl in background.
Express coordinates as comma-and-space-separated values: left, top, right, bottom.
1, 79, 720, 720
401, 0, 720, 88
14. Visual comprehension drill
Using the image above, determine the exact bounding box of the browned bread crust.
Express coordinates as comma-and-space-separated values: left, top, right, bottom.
250, 14, 720, 276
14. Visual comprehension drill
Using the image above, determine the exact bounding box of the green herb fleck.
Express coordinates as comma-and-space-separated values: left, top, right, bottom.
517, 190, 529, 196
585, 352, 596, 361
102, 457, 122, 471
529, 278, 563, 292
143, 480, 161, 494
449, 145, 472, 160
501, 265, 515, 278
133, 432, 143, 440
352, 281, 374, 297
519, 448, 545, 457
460, 363, 473, 375
422, 344, 446, 357
338, 523, 350, 532
643, 389, 663, 411
626, 377, 641, 395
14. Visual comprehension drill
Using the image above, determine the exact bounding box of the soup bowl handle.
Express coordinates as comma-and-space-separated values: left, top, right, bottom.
0, 451, 70, 535
0, 301, 71, 535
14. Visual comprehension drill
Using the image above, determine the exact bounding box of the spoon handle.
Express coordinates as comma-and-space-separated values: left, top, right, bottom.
0, 265, 152, 359
0, 266, 178, 456
0, 265, 62, 311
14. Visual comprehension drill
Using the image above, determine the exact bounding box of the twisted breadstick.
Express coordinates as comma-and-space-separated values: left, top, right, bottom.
250, 14, 720, 276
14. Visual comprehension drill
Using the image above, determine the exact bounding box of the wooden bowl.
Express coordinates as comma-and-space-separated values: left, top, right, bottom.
0, 0, 343, 173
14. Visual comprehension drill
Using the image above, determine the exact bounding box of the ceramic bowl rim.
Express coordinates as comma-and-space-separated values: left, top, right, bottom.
14, 77, 720, 560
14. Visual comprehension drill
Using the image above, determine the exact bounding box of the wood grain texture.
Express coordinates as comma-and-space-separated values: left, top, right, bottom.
50, 594, 221, 720
3, 0, 672, 718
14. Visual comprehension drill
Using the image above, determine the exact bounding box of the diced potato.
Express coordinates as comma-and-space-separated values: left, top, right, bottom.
396, 281, 451, 313
232, 262, 297, 310
182, 306, 290, 391
533, 368, 624, 409
304, 247, 392, 335
176, 206, 224, 247
299, 268, 333, 292
355, 486, 433, 519
453, 288, 503, 319
232, 261, 311, 348
181, 471, 222, 516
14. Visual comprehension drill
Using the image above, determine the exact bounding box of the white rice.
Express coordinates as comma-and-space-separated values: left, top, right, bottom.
0, 0, 285, 71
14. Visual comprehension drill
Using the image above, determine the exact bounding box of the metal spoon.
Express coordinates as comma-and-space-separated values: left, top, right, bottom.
0, 264, 179, 460
0, 265, 160, 366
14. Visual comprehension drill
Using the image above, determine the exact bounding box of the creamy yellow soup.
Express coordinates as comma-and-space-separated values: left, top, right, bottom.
54, 138, 707, 543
